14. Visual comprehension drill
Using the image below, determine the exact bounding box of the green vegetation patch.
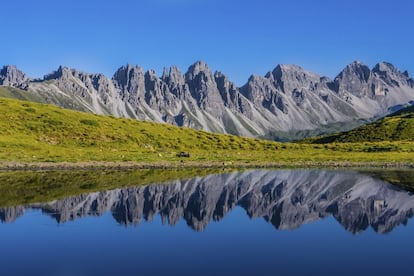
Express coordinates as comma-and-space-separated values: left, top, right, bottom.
24, 107, 36, 113
80, 119, 99, 127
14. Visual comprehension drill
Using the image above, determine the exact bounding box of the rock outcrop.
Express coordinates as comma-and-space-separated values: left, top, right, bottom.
0, 65, 30, 89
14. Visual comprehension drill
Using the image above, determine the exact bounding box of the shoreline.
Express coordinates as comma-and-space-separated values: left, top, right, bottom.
1, 161, 413, 172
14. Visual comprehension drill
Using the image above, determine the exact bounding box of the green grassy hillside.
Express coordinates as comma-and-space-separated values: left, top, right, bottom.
307, 106, 414, 144
0, 97, 413, 165
0, 96, 281, 163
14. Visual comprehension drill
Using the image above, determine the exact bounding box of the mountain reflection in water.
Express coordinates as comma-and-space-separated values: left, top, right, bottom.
1, 169, 413, 234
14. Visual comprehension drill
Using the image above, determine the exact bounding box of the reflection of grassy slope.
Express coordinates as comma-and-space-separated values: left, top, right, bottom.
359, 170, 414, 193
306, 106, 414, 143
0, 97, 413, 164
0, 168, 226, 208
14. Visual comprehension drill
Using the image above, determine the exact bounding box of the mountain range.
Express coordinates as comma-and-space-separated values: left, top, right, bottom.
1, 61, 413, 140
1, 170, 413, 234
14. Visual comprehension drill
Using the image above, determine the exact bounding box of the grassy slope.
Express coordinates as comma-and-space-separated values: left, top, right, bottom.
0, 86, 45, 103
306, 106, 414, 144
0, 97, 413, 165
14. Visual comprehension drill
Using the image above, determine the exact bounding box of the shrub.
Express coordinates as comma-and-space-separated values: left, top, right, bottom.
80, 119, 99, 127
44, 119, 63, 126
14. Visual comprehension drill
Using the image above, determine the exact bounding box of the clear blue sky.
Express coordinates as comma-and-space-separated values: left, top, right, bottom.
1, 0, 413, 85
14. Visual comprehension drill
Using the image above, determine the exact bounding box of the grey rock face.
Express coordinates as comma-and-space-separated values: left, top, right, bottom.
38, 66, 121, 115
334, 61, 373, 98
272, 64, 321, 94
372, 62, 412, 88
185, 61, 223, 112
1, 170, 413, 234
241, 74, 288, 114
2, 61, 414, 139
112, 64, 146, 105
332, 61, 414, 116
0, 65, 30, 88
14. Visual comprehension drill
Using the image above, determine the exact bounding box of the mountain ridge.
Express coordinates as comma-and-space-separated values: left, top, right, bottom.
1, 61, 413, 140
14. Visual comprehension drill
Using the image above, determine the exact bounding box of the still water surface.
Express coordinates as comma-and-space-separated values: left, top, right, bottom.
0, 169, 413, 276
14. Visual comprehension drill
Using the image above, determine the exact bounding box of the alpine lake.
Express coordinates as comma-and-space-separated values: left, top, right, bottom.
1, 168, 414, 276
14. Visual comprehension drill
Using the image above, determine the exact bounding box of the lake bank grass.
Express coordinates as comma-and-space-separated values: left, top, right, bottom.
0, 160, 413, 172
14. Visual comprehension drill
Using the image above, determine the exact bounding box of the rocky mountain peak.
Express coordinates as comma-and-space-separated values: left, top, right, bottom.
112, 64, 145, 90
43, 65, 73, 81
372, 61, 410, 87
161, 67, 168, 80
0, 65, 30, 88
146, 69, 157, 78
247, 74, 263, 83
183, 61, 225, 113
185, 61, 213, 80
336, 61, 371, 83
402, 70, 409, 78
333, 61, 373, 97
110, 64, 146, 105
272, 64, 320, 93
162, 66, 185, 86
213, 71, 227, 81
113, 64, 144, 77
373, 61, 397, 74
274, 64, 304, 74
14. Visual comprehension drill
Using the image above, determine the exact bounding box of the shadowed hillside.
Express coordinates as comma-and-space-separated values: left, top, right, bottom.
308, 105, 414, 143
